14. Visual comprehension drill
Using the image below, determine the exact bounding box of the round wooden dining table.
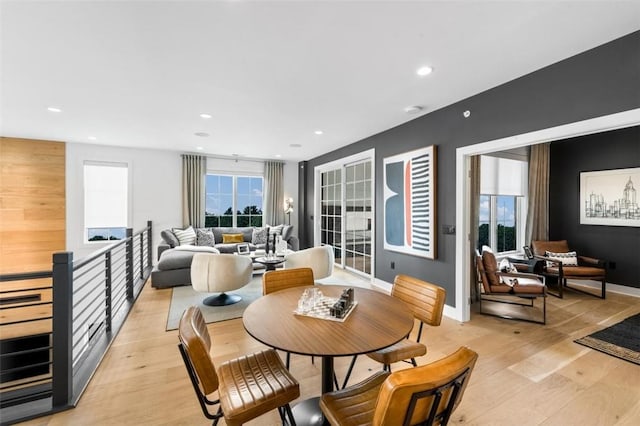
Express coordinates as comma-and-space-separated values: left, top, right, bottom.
243, 285, 414, 426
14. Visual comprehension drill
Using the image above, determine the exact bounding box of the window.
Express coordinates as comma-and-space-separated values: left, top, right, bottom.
205, 174, 263, 227
84, 162, 128, 242
478, 155, 527, 253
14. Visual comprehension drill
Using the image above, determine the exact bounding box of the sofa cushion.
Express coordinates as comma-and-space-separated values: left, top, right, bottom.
158, 250, 198, 271
173, 226, 196, 245
161, 229, 180, 248
212, 227, 253, 244
196, 228, 215, 246
222, 233, 244, 243
158, 246, 220, 270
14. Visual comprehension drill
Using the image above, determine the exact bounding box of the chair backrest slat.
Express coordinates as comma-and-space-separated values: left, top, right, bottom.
263, 267, 314, 295
392, 274, 445, 327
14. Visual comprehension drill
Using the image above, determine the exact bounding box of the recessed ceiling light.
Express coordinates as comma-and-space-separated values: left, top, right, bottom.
274, 154, 282, 158
199, 113, 212, 119
314, 130, 323, 135
290, 143, 302, 148
47, 107, 62, 112
194, 132, 210, 137
196, 146, 204, 150
88, 136, 97, 141
404, 105, 424, 114
416, 66, 433, 76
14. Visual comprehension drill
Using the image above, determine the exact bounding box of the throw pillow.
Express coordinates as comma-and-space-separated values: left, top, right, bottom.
173, 226, 196, 245
267, 224, 284, 237
196, 228, 215, 247
252, 227, 269, 245
222, 233, 244, 243
281, 225, 294, 241
161, 229, 180, 248
498, 258, 518, 273
545, 250, 578, 268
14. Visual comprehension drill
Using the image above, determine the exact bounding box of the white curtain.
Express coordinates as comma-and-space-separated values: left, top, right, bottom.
264, 161, 284, 225
182, 154, 206, 228
525, 143, 550, 244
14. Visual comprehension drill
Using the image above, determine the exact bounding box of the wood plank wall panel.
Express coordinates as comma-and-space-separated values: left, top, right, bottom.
0, 137, 66, 274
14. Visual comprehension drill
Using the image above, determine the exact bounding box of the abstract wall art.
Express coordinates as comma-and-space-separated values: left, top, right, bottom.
580, 167, 640, 227
383, 145, 437, 259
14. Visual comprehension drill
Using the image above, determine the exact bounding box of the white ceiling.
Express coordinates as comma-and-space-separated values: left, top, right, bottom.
1, 1, 639, 162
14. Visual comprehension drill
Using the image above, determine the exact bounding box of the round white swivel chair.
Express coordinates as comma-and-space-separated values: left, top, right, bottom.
190, 253, 253, 306
284, 245, 335, 280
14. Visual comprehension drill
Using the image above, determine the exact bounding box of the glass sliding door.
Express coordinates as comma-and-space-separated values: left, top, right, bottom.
315, 149, 375, 279
344, 160, 372, 275
320, 169, 342, 264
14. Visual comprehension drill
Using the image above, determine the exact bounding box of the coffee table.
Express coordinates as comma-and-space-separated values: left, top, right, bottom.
243, 285, 414, 425
253, 256, 286, 271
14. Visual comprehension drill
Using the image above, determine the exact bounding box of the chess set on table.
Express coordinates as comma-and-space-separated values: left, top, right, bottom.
294, 288, 357, 323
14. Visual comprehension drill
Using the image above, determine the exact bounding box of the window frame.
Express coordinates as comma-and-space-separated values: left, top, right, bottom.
83, 160, 131, 244
205, 173, 264, 227
479, 194, 525, 255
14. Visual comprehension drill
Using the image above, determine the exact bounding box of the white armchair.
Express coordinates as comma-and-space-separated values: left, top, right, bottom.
284, 245, 334, 280
190, 253, 253, 306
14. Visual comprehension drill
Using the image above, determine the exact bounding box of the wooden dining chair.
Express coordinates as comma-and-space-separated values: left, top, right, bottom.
263, 267, 315, 369
320, 346, 478, 426
340, 274, 446, 389
178, 306, 299, 426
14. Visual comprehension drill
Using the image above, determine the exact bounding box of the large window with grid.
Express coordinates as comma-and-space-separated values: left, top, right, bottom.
205, 174, 263, 227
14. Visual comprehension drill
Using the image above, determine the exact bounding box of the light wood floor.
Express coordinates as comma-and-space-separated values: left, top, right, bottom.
18, 272, 640, 426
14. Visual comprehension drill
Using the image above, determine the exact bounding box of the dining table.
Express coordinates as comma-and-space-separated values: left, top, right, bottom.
242, 284, 414, 426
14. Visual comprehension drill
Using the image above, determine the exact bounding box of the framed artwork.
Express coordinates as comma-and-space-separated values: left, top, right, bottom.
383, 145, 437, 259
580, 167, 640, 227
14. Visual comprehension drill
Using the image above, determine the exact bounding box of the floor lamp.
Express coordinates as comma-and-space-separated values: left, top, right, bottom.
284, 198, 293, 225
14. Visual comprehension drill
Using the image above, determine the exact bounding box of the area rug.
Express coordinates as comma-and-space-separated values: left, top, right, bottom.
574, 313, 640, 365
166, 276, 262, 331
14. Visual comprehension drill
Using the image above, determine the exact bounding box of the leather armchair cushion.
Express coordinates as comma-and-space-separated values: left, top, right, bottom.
481, 251, 501, 287
546, 265, 605, 278
531, 240, 570, 256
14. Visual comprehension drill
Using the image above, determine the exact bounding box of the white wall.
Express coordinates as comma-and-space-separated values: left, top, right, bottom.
66, 143, 182, 260
67, 146, 299, 263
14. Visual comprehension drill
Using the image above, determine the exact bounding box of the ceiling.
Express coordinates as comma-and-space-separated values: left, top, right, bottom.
1, 1, 639, 162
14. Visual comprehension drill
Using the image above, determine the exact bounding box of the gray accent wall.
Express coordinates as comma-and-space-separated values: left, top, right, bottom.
549, 126, 640, 288
300, 31, 640, 306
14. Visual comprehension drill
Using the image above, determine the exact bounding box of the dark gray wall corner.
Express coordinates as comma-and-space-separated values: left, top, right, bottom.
549, 126, 640, 288
302, 31, 640, 306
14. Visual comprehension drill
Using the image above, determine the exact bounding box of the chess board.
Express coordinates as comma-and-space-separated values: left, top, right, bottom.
294, 297, 358, 322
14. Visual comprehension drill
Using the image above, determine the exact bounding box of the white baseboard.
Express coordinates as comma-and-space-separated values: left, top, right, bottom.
570, 280, 640, 298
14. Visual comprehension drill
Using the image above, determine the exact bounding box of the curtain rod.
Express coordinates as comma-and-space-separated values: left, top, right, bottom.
182, 152, 284, 164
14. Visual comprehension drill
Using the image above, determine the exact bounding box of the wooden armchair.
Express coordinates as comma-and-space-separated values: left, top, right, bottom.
476, 250, 547, 324
531, 240, 606, 299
